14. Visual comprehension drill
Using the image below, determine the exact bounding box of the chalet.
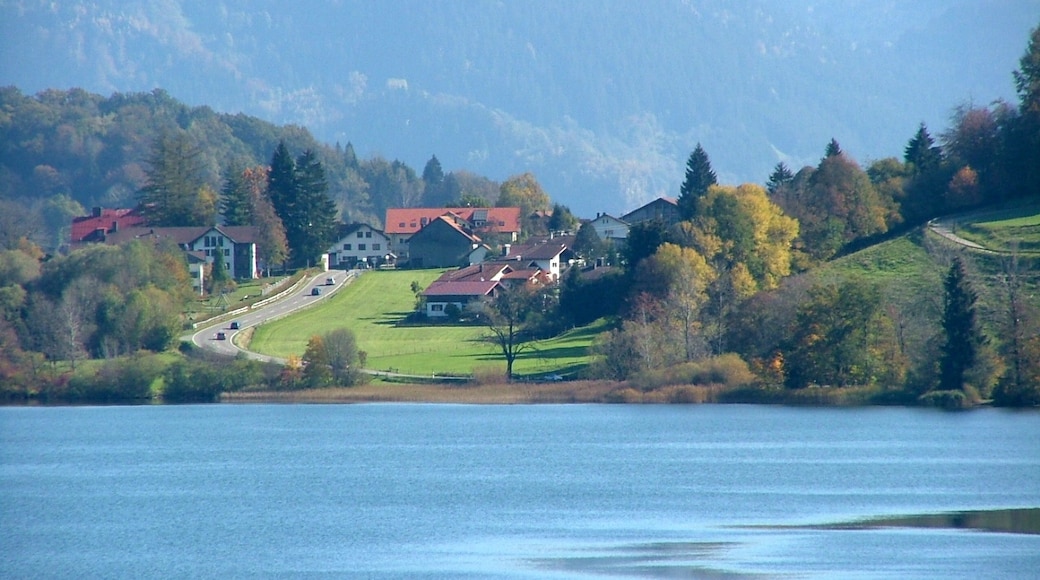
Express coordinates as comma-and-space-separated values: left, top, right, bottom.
103, 225, 259, 280
498, 235, 574, 281
384, 206, 521, 260
70, 208, 145, 247
588, 213, 629, 243
621, 196, 680, 227
326, 223, 393, 269
420, 280, 500, 318
406, 216, 489, 269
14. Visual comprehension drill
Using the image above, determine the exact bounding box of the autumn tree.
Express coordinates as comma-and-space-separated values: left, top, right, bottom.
301, 335, 333, 388
992, 248, 1040, 406
498, 173, 551, 235
483, 283, 543, 380
677, 143, 717, 220
137, 131, 217, 226
783, 279, 887, 388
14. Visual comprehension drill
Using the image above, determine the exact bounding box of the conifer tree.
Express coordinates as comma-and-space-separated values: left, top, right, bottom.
137, 131, 216, 226
220, 165, 253, 226
824, 138, 843, 158
903, 123, 942, 175
678, 143, 717, 220
766, 162, 794, 196
939, 258, 986, 391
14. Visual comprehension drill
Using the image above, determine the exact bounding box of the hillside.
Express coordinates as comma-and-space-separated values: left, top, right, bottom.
3, 0, 1036, 215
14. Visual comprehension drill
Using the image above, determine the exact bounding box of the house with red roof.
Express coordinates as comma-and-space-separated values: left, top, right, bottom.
70, 208, 145, 247
420, 279, 501, 318
405, 215, 491, 269
384, 206, 521, 261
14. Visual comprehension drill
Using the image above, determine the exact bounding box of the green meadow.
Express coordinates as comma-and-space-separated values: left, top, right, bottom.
248, 269, 603, 377
954, 203, 1040, 253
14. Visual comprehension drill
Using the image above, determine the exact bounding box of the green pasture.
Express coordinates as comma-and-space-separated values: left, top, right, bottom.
248, 269, 602, 376
955, 204, 1040, 253
823, 233, 946, 305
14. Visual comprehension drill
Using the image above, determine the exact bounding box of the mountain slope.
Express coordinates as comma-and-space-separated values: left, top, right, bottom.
2, 0, 1036, 215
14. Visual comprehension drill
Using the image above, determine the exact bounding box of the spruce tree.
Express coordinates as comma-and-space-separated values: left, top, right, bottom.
220, 166, 253, 226
939, 258, 985, 391
903, 123, 942, 174
824, 138, 843, 158
677, 143, 717, 220
766, 162, 794, 196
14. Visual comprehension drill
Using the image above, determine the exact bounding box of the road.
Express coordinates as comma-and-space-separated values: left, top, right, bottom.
190, 270, 356, 363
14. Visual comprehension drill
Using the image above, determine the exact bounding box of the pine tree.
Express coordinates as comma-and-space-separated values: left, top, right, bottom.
939, 258, 986, 391
137, 131, 216, 226
824, 138, 843, 158
220, 166, 253, 226
903, 123, 942, 175
766, 162, 794, 196
266, 143, 338, 268
677, 143, 717, 220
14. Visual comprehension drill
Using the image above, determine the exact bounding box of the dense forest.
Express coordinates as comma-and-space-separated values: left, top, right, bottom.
1, 25, 1038, 406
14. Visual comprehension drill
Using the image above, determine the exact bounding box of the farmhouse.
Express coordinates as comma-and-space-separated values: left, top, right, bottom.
70, 207, 145, 247
587, 213, 630, 243
621, 196, 681, 227
327, 223, 393, 269
498, 235, 574, 281
406, 216, 490, 268
103, 225, 260, 281
420, 280, 500, 318
384, 206, 521, 260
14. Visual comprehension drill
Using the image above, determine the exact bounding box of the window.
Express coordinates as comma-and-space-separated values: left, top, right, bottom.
218, 237, 224, 247
431, 304, 444, 311
373, 243, 381, 251
358, 244, 366, 251
343, 243, 352, 251
498, 221, 505, 226
224, 249, 230, 257
420, 217, 429, 226
605, 229, 613, 237
399, 222, 406, 227
357, 231, 364, 238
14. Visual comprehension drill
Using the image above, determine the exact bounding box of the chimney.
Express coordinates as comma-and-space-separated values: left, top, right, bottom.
92, 207, 102, 217
502, 244, 511, 257
111, 221, 118, 232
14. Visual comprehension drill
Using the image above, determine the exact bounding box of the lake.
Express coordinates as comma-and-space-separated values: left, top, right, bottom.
2, 404, 1038, 578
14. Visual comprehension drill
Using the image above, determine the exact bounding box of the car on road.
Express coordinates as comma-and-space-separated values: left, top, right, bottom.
216, 332, 227, 340
229, 321, 240, 329
311, 287, 322, 296
326, 277, 335, 285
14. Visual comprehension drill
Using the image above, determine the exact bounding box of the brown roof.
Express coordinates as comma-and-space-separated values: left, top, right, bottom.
103, 225, 258, 246
435, 262, 512, 283
421, 280, 500, 297
385, 207, 522, 235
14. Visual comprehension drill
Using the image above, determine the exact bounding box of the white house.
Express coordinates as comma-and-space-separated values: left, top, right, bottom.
588, 213, 630, 243
104, 225, 259, 280
327, 223, 393, 269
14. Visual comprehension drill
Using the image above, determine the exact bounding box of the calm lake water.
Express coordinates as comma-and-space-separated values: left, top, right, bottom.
2, 404, 1039, 578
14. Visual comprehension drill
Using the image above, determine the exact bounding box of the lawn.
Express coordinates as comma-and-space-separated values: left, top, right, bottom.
247, 269, 603, 376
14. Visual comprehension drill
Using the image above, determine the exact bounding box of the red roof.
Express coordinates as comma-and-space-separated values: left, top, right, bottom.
70, 208, 145, 242
434, 263, 512, 283
385, 207, 522, 235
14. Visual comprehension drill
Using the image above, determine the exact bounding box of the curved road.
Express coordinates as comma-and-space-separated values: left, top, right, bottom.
190, 270, 356, 363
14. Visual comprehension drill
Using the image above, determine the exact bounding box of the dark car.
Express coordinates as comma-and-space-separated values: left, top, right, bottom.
229, 321, 240, 330
311, 287, 322, 296
216, 332, 227, 340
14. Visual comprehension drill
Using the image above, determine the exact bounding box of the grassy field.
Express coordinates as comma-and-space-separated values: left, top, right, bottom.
247, 269, 604, 377
950, 202, 1040, 253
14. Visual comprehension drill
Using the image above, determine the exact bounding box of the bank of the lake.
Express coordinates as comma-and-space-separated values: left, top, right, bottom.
221, 381, 934, 406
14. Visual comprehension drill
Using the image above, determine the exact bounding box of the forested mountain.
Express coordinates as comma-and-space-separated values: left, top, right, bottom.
2, 0, 1035, 215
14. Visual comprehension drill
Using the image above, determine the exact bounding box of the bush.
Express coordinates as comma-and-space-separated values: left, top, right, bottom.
918, 389, 971, 409
631, 354, 756, 390
63, 352, 165, 402
471, 364, 506, 386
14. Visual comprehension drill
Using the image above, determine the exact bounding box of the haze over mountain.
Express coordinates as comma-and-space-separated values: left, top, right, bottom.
2, 0, 1036, 216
